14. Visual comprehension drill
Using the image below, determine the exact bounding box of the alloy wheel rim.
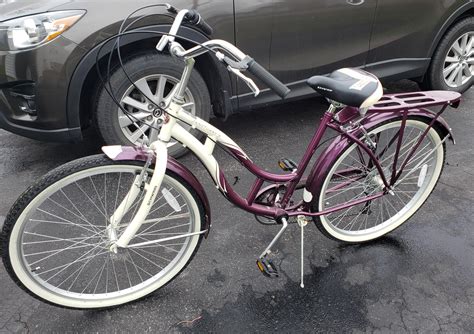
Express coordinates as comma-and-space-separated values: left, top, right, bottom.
443, 32, 474, 88
118, 74, 196, 146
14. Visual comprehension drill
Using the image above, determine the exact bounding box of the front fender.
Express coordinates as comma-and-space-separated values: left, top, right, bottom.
304, 109, 454, 204
102, 145, 211, 237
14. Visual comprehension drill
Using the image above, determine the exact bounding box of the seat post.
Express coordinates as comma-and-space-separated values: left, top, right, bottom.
327, 101, 344, 114
328, 104, 338, 114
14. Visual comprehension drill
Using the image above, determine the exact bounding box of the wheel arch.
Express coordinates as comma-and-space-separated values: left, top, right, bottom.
427, 2, 474, 59
304, 110, 454, 201
66, 25, 233, 140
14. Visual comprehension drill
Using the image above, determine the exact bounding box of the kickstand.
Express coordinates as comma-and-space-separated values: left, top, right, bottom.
297, 215, 309, 288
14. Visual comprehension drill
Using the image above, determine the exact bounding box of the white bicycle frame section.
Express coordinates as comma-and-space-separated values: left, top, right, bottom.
105, 9, 259, 250
108, 99, 249, 249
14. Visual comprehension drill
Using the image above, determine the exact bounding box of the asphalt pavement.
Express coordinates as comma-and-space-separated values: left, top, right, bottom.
0, 81, 473, 333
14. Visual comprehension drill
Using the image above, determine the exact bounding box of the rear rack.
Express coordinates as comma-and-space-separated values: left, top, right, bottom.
369, 90, 462, 113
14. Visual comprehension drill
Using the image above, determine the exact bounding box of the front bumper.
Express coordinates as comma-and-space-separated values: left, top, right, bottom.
0, 35, 86, 143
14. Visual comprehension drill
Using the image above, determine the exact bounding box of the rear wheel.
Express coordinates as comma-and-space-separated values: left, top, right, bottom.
313, 118, 445, 243
1, 155, 205, 309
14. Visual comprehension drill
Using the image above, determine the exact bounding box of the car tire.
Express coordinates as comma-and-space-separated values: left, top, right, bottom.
422, 17, 474, 93
95, 52, 211, 158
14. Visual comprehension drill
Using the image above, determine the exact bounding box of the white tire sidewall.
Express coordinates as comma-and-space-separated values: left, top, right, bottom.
318, 120, 444, 243
8, 165, 202, 309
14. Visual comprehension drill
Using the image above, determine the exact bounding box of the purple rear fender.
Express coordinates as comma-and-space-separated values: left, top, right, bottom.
101, 146, 211, 237
304, 109, 454, 207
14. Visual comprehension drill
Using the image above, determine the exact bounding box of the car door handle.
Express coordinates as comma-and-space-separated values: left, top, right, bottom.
347, 0, 365, 5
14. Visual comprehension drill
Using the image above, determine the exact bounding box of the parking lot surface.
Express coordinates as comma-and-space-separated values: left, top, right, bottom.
0, 81, 473, 333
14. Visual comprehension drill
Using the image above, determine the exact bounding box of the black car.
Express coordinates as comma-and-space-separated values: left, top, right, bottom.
0, 0, 473, 157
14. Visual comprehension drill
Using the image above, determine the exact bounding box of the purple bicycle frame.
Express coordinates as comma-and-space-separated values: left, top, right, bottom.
210, 90, 461, 221
108, 90, 461, 224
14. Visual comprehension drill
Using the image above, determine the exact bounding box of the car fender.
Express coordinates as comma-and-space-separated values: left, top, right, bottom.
102, 145, 212, 237
304, 109, 454, 204
428, 1, 474, 57
66, 24, 233, 139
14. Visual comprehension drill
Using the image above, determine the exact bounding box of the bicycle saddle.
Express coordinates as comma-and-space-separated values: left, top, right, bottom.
307, 68, 383, 109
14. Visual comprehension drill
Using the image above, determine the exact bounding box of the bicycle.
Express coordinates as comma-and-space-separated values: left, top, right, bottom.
1, 5, 462, 309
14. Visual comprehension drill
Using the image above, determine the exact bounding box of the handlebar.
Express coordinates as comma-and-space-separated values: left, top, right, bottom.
247, 59, 291, 99
157, 7, 291, 99
184, 10, 213, 35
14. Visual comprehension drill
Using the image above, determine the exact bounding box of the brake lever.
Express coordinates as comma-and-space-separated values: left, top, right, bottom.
227, 66, 260, 97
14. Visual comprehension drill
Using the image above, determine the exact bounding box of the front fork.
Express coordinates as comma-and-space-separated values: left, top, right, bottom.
109, 140, 169, 251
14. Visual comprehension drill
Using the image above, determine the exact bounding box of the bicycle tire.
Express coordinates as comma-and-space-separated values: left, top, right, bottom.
1, 154, 205, 309
312, 117, 446, 243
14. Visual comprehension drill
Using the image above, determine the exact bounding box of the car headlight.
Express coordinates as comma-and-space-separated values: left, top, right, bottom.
0, 10, 85, 51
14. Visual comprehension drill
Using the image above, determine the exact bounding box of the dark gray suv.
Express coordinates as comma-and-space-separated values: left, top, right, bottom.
0, 0, 473, 157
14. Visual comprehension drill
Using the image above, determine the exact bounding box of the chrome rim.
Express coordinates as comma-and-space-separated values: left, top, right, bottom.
11, 165, 200, 304
443, 32, 474, 88
119, 74, 196, 145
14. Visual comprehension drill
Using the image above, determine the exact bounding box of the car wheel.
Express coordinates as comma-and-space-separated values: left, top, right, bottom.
95, 52, 211, 158
422, 17, 474, 93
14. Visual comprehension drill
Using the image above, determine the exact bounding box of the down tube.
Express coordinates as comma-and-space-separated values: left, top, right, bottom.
171, 124, 287, 218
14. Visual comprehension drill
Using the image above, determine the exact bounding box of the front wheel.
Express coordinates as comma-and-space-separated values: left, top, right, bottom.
1, 155, 205, 309
313, 118, 446, 243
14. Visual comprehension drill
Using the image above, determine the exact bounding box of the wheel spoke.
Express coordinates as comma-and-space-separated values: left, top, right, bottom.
129, 248, 164, 269
444, 62, 459, 78
463, 64, 472, 78
28, 229, 105, 266
122, 96, 149, 112
119, 111, 150, 128
319, 120, 442, 240
466, 34, 474, 54
134, 77, 155, 103
456, 65, 464, 85
445, 55, 459, 63
155, 76, 167, 102
452, 40, 463, 56
23, 233, 102, 246
129, 123, 151, 142
13, 162, 200, 306
448, 65, 462, 85
74, 181, 108, 220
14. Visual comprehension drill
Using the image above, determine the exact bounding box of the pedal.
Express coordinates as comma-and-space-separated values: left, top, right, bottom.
256, 256, 279, 278
278, 158, 298, 172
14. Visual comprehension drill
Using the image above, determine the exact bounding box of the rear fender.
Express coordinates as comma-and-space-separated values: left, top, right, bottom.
102, 145, 211, 237
304, 109, 454, 205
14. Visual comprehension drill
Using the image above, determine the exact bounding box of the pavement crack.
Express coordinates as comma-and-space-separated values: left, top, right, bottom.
171, 314, 203, 330
438, 180, 468, 192
15, 312, 30, 334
